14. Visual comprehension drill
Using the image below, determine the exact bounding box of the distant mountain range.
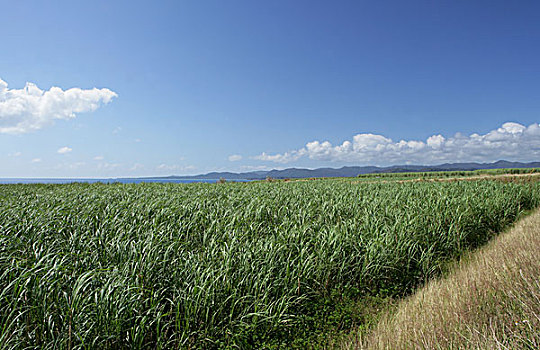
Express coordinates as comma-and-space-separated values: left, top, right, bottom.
137, 160, 540, 181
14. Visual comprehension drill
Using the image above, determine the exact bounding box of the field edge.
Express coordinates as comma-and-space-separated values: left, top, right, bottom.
342, 206, 540, 349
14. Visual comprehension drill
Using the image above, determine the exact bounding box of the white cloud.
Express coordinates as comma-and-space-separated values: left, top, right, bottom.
130, 163, 144, 171
255, 150, 306, 164
8, 151, 22, 157
0, 78, 117, 134
57, 146, 72, 154
254, 122, 540, 165
228, 154, 243, 161
93, 155, 104, 161
31, 158, 41, 163
426, 134, 445, 149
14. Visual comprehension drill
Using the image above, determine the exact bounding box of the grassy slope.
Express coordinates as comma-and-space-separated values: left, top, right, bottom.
345, 207, 540, 349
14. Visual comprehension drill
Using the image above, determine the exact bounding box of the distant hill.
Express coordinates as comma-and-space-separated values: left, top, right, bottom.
140, 160, 540, 180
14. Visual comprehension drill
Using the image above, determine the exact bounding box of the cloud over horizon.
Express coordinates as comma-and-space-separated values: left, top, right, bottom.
255, 122, 540, 165
228, 154, 242, 161
0, 78, 117, 134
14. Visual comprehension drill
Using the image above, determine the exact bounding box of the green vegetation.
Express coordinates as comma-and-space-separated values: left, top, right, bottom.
356, 167, 540, 179
351, 206, 540, 349
1, 179, 539, 348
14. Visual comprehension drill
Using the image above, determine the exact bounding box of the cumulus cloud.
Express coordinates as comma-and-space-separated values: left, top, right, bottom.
228, 154, 243, 161
31, 158, 41, 163
0, 78, 117, 134
256, 150, 306, 163
8, 151, 22, 157
254, 122, 540, 165
57, 146, 72, 154
93, 155, 104, 161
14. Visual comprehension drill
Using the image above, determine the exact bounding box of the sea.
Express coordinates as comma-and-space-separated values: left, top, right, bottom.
0, 178, 252, 185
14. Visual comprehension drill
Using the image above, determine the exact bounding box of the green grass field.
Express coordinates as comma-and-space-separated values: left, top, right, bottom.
1, 177, 539, 348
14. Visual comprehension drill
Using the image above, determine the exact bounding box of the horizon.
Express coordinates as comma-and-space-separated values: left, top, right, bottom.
2, 1, 539, 177
1, 159, 537, 180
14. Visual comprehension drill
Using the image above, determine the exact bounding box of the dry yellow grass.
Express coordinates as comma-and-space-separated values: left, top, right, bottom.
343, 207, 540, 350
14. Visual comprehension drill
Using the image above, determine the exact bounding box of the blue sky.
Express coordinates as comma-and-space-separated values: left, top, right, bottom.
1, 0, 539, 177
